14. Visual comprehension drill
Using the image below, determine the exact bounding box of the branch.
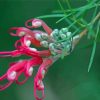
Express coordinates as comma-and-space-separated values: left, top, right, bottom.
74, 12, 100, 46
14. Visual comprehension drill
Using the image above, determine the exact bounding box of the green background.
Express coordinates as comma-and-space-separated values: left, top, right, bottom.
0, 0, 100, 100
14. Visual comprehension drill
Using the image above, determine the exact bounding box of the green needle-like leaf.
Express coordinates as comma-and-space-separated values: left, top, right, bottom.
88, 20, 100, 72
37, 14, 65, 19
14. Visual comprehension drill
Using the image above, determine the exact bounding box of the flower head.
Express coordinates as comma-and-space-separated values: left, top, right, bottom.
0, 18, 81, 100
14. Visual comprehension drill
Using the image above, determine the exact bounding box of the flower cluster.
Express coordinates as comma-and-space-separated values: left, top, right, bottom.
0, 18, 81, 100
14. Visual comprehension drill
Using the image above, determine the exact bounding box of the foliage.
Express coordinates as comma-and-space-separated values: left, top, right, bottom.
37, 0, 100, 72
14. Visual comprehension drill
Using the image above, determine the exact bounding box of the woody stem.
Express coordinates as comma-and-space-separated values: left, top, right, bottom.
74, 12, 100, 46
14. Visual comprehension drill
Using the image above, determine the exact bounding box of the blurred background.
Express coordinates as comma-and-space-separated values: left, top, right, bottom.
0, 0, 100, 100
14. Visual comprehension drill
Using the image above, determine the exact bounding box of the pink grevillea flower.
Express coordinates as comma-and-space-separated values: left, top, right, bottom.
0, 18, 81, 100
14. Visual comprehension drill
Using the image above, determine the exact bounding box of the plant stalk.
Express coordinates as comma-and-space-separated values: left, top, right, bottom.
74, 12, 100, 46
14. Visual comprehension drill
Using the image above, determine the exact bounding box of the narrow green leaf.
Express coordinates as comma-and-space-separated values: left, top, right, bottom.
52, 1, 99, 14
66, 19, 78, 30
37, 14, 65, 19
65, 0, 72, 9
67, 20, 77, 29
88, 42, 96, 72
88, 20, 100, 72
56, 13, 73, 23
57, 0, 66, 15
80, 18, 95, 38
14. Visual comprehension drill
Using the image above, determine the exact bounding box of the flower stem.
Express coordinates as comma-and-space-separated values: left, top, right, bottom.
74, 12, 100, 46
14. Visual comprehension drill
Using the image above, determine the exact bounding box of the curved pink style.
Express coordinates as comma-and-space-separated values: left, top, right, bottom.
25, 18, 52, 35
0, 18, 54, 100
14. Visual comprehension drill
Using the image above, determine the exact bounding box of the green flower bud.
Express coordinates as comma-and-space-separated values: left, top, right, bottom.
41, 33, 49, 40
61, 28, 68, 33
40, 41, 49, 48
66, 32, 71, 37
